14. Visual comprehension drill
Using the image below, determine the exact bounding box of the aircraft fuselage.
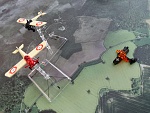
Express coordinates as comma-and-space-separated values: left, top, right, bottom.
24, 55, 39, 69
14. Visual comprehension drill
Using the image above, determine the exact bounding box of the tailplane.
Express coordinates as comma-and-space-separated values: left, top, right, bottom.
38, 10, 46, 16
12, 44, 24, 54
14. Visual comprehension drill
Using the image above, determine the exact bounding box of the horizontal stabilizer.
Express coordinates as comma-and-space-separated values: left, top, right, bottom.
12, 49, 19, 54
38, 11, 46, 16
12, 44, 24, 54
31, 11, 46, 21
19, 44, 24, 49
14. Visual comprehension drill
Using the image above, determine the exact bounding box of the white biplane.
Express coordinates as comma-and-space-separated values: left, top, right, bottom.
17, 11, 47, 32
5, 41, 47, 77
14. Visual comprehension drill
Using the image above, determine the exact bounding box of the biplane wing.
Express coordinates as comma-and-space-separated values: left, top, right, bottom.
28, 41, 47, 58
5, 59, 26, 77
16, 18, 27, 24
29, 21, 47, 27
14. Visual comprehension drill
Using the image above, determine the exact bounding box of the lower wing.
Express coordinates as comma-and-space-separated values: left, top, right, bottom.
30, 21, 47, 27
17, 18, 27, 24
5, 59, 26, 77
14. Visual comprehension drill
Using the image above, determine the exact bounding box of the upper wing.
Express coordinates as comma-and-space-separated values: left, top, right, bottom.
28, 41, 47, 58
5, 59, 26, 77
29, 21, 47, 27
17, 18, 27, 24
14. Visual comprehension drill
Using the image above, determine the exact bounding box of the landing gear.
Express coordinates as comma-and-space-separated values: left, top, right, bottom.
28, 27, 35, 32
27, 26, 35, 32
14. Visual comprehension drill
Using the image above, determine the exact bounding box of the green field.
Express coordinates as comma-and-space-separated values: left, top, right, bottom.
23, 30, 141, 113
104, 30, 136, 48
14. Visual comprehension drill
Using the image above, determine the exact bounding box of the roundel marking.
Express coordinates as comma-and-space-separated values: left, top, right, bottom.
36, 21, 43, 26
18, 18, 25, 22
9, 66, 17, 74
36, 44, 43, 50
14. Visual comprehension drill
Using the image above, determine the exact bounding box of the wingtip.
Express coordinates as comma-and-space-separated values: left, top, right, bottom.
16, 19, 20, 23
146, 19, 150, 25
5, 73, 12, 78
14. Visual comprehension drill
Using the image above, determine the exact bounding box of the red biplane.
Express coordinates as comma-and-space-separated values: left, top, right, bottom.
113, 46, 137, 65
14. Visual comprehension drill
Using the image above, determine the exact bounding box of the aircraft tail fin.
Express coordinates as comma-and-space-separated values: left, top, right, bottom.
12, 44, 24, 54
